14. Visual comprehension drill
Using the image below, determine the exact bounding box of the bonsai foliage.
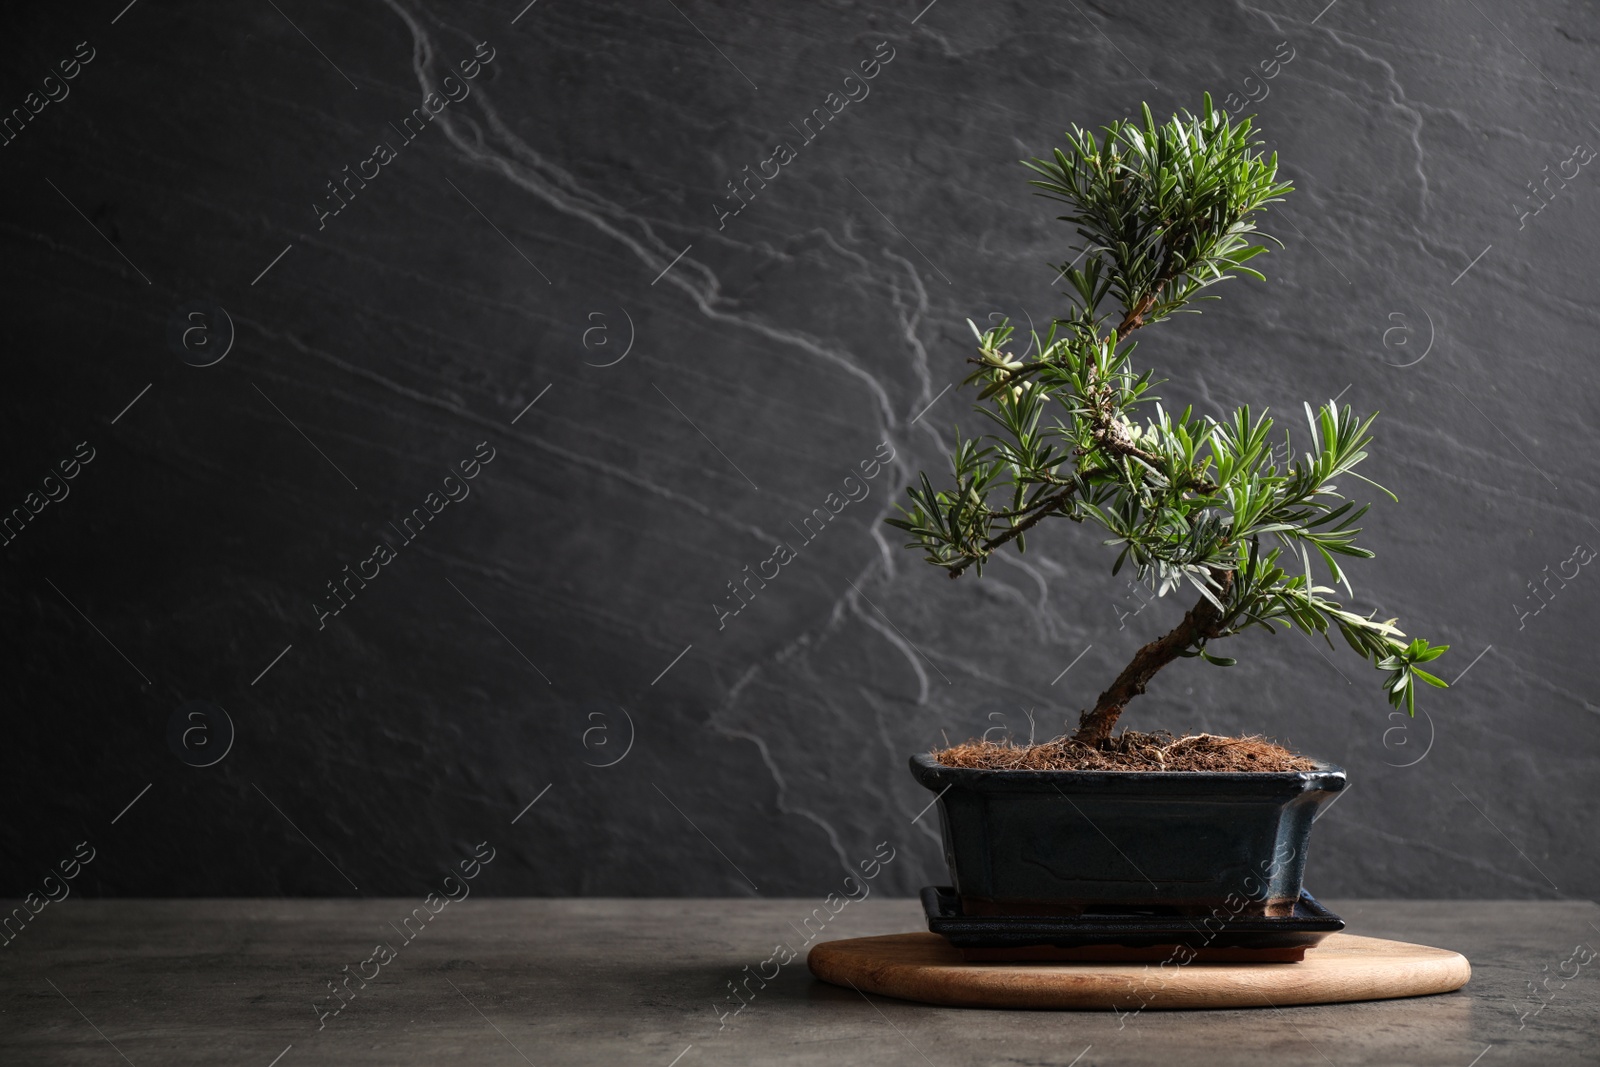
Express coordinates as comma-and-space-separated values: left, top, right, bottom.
888, 96, 1448, 747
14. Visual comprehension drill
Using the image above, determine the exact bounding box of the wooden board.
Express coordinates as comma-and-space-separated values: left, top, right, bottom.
807, 932, 1470, 1010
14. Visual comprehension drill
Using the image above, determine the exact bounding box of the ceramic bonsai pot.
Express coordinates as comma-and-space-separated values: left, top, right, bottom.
910, 753, 1345, 918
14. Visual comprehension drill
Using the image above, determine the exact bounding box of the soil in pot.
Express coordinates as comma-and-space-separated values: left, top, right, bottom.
934, 731, 1315, 773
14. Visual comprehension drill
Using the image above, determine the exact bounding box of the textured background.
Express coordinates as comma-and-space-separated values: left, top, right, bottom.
2, 0, 1596, 904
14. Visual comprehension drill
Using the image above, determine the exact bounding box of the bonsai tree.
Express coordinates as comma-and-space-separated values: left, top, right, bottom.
888, 96, 1447, 750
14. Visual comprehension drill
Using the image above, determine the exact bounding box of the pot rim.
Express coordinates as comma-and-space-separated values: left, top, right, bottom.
909, 751, 1346, 793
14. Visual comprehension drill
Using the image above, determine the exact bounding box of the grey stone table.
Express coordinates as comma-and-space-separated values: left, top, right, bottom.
1, 899, 1596, 1066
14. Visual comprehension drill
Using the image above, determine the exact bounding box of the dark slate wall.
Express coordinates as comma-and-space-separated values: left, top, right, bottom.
2, 0, 1596, 903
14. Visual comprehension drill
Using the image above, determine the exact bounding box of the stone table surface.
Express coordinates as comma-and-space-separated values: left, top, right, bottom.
1, 899, 1596, 1066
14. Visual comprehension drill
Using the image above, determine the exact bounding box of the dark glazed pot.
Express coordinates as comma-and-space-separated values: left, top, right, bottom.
910, 752, 1345, 917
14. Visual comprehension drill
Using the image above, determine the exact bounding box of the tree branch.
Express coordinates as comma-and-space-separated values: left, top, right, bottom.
944, 483, 1083, 578
1072, 568, 1235, 745
935, 364, 1219, 579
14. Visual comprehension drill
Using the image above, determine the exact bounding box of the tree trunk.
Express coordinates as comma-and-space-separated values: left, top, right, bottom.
1072, 572, 1235, 747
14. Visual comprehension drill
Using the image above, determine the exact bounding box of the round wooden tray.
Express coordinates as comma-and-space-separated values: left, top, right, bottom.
808, 931, 1470, 1010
